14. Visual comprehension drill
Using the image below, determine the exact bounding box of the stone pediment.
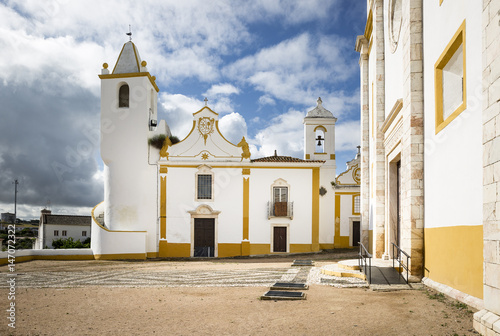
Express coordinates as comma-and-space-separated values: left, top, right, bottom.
159, 106, 250, 162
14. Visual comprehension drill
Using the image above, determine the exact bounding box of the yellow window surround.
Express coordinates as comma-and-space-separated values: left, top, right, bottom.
434, 20, 466, 134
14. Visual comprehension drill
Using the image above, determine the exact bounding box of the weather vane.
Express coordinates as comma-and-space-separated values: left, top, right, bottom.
126, 25, 132, 41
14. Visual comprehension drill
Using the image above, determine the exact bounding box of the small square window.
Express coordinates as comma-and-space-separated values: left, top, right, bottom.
197, 174, 212, 200
435, 20, 466, 134
82, 231, 87, 237
62, 230, 67, 237
54, 230, 59, 236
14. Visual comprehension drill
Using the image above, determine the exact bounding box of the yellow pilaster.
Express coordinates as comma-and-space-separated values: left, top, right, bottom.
243, 177, 249, 240
312, 167, 320, 251
242, 172, 250, 256
160, 175, 167, 239
334, 194, 341, 246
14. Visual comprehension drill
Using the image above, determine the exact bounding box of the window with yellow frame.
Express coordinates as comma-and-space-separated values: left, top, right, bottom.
353, 195, 360, 215
435, 20, 466, 134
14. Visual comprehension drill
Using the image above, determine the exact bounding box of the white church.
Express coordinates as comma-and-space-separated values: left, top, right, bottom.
91, 41, 359, 259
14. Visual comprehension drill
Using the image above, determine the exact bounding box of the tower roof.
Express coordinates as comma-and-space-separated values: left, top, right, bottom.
112, 41, 143, 74
305, 97, 336, 119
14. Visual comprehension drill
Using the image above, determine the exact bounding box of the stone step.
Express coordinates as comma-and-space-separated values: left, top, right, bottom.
270, 282, 309, 290
320, 264, 366, 280
291, 259, 314, 266
261, 290, 307, 300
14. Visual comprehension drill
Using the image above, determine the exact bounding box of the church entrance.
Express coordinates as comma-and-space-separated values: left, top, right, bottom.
352, 221, 360, 247
194, 218, 215, 257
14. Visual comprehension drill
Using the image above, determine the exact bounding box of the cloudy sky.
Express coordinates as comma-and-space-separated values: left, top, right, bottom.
0, 0, 365, 219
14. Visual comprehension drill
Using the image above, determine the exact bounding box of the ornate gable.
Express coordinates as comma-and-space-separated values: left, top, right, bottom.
159, 105, 250, 162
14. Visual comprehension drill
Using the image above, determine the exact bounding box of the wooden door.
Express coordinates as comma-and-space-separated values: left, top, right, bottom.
273, 187, 288, 216
352, 221, 360, 247
194, 218, 215, 257
273, 227, 287, 252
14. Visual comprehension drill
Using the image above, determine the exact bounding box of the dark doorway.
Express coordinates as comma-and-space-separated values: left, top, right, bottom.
273, 227, 287, 252
194, 218, 215, 257
352, 221, 360, 247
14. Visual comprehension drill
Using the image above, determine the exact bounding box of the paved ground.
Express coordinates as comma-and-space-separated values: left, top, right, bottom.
1, 268, 298, 288
0, 251, 479, 335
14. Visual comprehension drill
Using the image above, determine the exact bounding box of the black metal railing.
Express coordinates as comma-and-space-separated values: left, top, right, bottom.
358, 242, 372, 284
392, 242, 410, 284
267, 201, 294, 219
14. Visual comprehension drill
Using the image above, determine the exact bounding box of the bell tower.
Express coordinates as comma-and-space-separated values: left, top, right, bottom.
304, 97, 337, 249
98, 40, 160, 234
304, 97, 337, 167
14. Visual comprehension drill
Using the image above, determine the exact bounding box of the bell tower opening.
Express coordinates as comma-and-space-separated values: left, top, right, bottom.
315, 128, 326, 153
119, 84, 129, 108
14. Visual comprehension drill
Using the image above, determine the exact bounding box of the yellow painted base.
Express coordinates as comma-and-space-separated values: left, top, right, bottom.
218, 243, 242, 258
290, 244, 313, 253
249, 244, 270, 255
159, 242, 191, 258
424, 225, 483, 299
0, 254, 95, 265
94, 253, 146, 260
334, 236, 351, 248
146, 252, 158, 258
319, 244, 334, 250
241, 241, 250, 256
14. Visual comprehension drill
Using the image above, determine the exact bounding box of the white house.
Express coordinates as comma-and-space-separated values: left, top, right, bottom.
35, 209, 91, 249
91, 41, 347, 259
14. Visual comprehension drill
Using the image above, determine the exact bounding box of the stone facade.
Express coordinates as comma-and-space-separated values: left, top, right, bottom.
355, 36, 370, 250
474, 1, 500, 335
356, 0, 424, 278
372, 0, 386, 259
398, 0, 424, 279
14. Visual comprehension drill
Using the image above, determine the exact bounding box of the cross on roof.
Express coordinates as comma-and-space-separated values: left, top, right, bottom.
126, 25, 132, 41
204, 97, 208, 106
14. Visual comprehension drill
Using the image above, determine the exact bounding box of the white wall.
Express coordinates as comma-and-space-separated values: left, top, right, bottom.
43, 224, 90, 249
249, 168, 313, 244
100, 75, 159, 253
340, 195, 353, 236
423, 0, 483, 229
383, 0, 404, 118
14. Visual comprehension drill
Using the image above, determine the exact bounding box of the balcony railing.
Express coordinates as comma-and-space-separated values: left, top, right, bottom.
267, 201, 293, 219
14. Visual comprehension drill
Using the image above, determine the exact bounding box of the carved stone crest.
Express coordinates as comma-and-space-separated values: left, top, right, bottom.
198, 117, 215, 145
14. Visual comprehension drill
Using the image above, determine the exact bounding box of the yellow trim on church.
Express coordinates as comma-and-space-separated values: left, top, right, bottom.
243, 177, 250, 241
311, 167, 320, 251
91, 202, 146, 233
434, 20, 467, 134
160, 176, 167, 239
424, 225, 483, 299
98, 72, 159, 92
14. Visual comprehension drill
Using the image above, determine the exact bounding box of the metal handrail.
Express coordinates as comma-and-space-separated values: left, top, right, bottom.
267, 201, 294, 219
358, 242, 372, 284
392, 242, 410, 284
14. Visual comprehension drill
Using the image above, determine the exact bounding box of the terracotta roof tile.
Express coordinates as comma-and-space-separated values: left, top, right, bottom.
44, 215, 91, 226
251, 155, 325, 163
